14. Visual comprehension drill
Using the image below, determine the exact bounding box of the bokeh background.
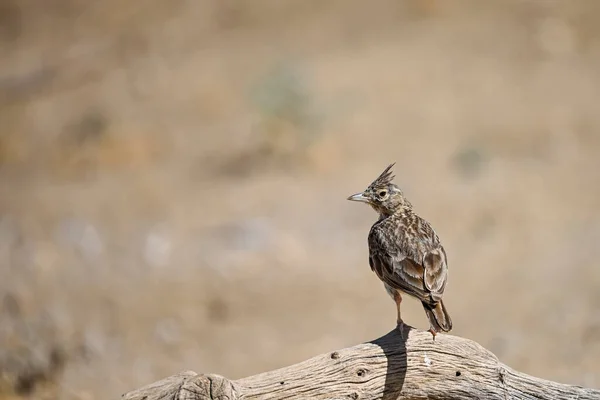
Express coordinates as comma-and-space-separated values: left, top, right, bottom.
1, 0, 600, 398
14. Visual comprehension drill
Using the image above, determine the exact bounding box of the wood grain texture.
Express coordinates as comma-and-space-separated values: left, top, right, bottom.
122, 327, 600, 400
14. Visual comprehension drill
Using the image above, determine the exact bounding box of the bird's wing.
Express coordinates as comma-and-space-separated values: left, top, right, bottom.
368, 226, 448, 304
422, 247, 448, 300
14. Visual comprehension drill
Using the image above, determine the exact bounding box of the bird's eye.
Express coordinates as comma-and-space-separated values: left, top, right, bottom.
378, 190, 387, 198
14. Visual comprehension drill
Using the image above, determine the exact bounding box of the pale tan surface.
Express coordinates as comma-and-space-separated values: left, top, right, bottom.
1, 1, 600, 399
123, 329, 600, 400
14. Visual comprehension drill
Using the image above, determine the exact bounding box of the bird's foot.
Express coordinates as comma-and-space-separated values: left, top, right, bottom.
428, 327, 437, 342
396, 319, 408, 340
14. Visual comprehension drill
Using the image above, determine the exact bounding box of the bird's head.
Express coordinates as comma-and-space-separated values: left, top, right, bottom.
347, 163, 411, 216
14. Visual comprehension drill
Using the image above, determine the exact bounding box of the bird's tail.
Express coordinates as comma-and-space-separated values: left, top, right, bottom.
422, 299, 452, 333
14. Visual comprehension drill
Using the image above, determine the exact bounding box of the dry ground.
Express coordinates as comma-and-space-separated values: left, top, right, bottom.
1, 1, 600, 398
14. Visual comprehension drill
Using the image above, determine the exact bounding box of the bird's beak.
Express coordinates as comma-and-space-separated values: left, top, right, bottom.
347, 192, 370, 203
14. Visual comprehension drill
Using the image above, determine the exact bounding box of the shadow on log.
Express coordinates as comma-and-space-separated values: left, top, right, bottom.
122, 326, 600, 400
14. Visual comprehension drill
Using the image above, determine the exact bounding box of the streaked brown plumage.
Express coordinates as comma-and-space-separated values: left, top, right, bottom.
347, 163, 452, 339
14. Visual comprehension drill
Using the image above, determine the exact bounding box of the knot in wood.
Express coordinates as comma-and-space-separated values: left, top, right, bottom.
356, 368, 367, 378
192, 373, 239, 400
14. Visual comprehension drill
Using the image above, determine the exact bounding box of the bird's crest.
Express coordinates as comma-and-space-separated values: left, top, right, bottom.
369, 163, 396, 188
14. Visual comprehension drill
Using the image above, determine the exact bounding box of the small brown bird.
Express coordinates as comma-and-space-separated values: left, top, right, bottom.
347, 163, 452, 339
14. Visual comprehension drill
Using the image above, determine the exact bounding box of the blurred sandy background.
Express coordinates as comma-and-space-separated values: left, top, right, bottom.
1, 0, 600, 398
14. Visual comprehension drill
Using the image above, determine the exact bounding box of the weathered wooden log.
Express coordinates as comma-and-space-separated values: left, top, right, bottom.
122, 327, 600, 399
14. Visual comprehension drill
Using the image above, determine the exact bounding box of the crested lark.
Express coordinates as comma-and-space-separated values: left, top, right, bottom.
348, 163, 452, 339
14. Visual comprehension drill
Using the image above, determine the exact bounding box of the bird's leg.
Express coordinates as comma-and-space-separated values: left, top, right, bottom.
393, 291, 406, 338
394, 291, 403, 325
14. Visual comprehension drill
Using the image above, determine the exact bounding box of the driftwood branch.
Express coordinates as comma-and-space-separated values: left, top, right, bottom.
122, 327, 600, 399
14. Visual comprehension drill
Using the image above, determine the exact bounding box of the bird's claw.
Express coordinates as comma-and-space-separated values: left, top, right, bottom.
428, 328, 437, 342
396, 320, 408, 340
